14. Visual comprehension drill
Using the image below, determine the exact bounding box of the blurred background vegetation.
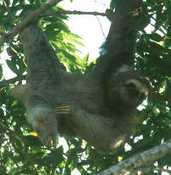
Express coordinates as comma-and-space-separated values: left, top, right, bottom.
1, 0, 171, 174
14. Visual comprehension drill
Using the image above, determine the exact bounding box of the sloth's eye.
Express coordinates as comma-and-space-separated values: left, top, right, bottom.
124, 82, 137, 90
124, 82, 140, 96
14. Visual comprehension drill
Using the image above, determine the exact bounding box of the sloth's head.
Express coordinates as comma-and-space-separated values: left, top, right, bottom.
107, 65, 149, 111
119, 78, 149, 107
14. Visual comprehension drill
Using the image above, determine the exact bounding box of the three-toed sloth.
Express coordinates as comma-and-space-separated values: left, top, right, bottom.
12, 40, 149, 151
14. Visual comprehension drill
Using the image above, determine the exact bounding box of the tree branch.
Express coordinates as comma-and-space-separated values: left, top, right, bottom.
97, 139, 171, 175
0, 75, 26, 87
1, 0, 62, 43
58, 10, 106, 16
0, 0, 106, 46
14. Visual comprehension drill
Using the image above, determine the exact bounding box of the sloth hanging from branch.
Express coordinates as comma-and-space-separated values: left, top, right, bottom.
12, 0, 149, 151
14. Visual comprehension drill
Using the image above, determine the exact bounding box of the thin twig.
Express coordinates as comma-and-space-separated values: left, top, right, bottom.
95, 16, 106, 38
61, 10, 106, 16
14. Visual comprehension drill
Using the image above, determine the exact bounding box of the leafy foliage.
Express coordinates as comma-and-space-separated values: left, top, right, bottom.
0, 0, 171, 175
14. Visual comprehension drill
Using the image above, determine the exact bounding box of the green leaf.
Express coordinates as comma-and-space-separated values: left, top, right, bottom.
40, 147, 64, 167
6, 59, 18, 75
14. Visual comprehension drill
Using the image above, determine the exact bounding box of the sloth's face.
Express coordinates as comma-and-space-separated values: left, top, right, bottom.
107, 66, 149, 109
118, 78, 149, 107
